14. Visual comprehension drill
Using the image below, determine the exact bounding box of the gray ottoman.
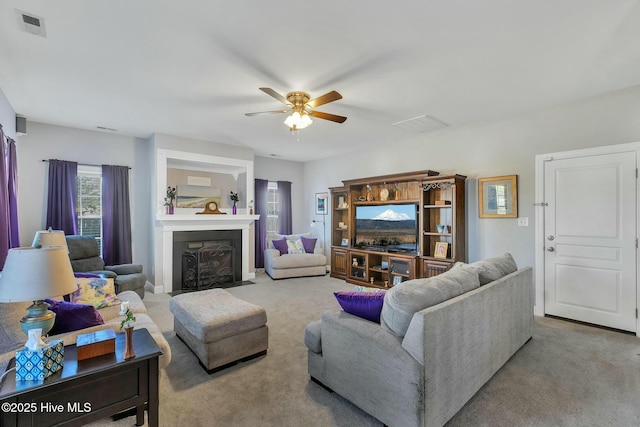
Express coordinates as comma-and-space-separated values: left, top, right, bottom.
169, 288, 268, 373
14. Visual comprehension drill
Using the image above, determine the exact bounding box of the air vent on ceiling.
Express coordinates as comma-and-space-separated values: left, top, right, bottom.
392, 114, 448, 133
16, 9, 47, 38
96, 126, 118, 132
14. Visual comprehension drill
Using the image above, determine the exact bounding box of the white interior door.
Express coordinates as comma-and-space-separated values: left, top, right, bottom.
544, 152, 637, 332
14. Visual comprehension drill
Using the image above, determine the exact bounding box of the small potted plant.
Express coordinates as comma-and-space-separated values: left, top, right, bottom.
120, 305, 136, 359
229, 191, 239, 215
164, 186, 176, 214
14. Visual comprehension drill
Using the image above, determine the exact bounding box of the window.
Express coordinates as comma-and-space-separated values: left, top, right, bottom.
77, 165, 102, 252
266, 181, 279, 238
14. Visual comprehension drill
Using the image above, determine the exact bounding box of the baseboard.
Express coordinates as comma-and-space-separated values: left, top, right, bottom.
144, 281, 164, 294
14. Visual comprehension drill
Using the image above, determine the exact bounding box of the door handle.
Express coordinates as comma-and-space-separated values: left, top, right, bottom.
547, 235, 555, 241
547, 247, 555, 252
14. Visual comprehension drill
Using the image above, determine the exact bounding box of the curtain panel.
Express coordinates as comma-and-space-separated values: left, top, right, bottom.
254, 179, 269, 268
277, 180, 292, 235
45, 160, 78, 235
0, 125, 19, 269
101, 165, 132, 265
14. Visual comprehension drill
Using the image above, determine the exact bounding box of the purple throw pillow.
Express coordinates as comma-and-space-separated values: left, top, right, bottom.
74, 272, 103, 278
45, 298, 105, 335
300, 236, 317, 253
334, 291, 386, 323
272, 238, 289, 255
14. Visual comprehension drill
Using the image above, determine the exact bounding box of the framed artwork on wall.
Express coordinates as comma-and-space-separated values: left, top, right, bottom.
315, 192, 328, 215
478, 175, 518, 218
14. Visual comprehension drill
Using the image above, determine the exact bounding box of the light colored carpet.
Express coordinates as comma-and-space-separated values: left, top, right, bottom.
91, 273, 640, 427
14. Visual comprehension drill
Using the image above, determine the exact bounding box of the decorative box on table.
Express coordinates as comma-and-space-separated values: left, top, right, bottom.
76, 329, 116, 360
15, 340, 64, 381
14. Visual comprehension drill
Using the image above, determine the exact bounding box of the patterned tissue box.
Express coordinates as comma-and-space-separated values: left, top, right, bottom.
15, 340, 64, 381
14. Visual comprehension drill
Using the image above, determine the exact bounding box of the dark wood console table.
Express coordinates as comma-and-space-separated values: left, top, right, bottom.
0, 328, 161, 427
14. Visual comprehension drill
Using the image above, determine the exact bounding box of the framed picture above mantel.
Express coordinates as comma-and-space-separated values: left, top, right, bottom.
478, 175, 518, 218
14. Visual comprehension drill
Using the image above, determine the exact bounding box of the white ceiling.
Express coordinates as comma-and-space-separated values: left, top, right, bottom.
1, 0, 640, 162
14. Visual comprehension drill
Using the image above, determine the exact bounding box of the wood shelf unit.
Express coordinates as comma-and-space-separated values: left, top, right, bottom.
329, 170, 466, 285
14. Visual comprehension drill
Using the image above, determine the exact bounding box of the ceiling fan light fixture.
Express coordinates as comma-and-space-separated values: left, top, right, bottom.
284, 111, 312, 130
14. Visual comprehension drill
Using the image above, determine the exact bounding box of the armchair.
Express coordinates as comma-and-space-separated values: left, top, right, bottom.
65, 235, 147, 298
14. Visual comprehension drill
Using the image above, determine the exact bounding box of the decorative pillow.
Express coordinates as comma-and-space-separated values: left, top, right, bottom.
73, 272, 103, 278
70, 277, 121, 309
468, 252, 518, 285
334, 291, 385, 323
381, 266, 480, 337
300, 236, 317, 253
287, 239, 305, 254
45, 299, 104, 335
272, 238, 288, 255
354, 285, 387, 293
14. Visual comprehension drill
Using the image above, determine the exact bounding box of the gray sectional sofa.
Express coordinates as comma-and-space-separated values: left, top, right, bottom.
0, 290, 171, 372
305, 253, 533, 427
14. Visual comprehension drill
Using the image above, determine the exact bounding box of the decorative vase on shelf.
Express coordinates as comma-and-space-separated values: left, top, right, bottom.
123, 326, 136, 359
232, 202, 237, 215
168, 202, 174, 215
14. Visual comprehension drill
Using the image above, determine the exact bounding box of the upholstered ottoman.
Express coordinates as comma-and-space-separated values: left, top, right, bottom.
169, 289, 268, 373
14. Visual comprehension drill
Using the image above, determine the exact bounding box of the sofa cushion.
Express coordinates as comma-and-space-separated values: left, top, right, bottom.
304, 319, 322, 354
45, 299, 104, 335
468, 252, 518, 285
381, 266, 480, 337
300, 236, 317, 253
334, 291, 385, 323
272, 238, 288, 255
287, 239, 306, 254
70, 277, 121, 309
269, 253, 327, 269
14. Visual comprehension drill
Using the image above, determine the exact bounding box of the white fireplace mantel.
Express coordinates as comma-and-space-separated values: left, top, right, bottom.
154, 214, 260, 293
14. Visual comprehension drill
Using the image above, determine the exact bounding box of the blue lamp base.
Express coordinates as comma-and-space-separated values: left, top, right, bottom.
20, 300, 56, 336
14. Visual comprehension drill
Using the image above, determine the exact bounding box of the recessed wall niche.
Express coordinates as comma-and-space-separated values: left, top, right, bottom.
155, 149, 253, 215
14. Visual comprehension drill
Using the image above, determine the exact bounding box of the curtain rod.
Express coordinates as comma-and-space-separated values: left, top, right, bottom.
41, 159, 131, 169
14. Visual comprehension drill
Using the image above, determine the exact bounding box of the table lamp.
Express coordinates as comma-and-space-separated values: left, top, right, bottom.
32, 228, 67, 249
0, 246, 77, 336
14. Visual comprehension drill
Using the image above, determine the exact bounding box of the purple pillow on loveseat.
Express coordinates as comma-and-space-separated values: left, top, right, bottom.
334, 291, 386, 323
272, 237, 289, 255
45, 299, 105, 335
300, 236, 317, 253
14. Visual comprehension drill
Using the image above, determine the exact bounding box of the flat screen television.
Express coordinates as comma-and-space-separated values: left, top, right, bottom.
354, 203, 418, 253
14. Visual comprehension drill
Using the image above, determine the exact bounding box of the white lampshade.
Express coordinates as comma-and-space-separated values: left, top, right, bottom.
32, 229, 67, 248
0, 246, 77, 302
284, 111, 313, 130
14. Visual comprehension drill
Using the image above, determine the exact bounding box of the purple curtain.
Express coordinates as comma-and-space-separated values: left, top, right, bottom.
46, 160, 78, 234
101, 165, 132, 265
7, 138, 19, 248
254, 179, 268, 268
277, 180, 292, 235
0, 125, 10, 269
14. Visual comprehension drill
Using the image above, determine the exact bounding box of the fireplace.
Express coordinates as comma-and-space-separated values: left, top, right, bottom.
172, 230, 241, 292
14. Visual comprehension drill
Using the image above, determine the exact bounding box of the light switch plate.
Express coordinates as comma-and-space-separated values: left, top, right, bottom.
517, 217, 528, 227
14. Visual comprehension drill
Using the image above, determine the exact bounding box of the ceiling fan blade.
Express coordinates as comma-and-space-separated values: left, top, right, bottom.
245, 110, 289, 117
308, 110, 347, 123
306, 90, 342, 108
259, 88, 291, 105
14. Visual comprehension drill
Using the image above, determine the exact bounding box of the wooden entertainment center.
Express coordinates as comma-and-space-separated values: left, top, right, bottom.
329, 170, 466, 287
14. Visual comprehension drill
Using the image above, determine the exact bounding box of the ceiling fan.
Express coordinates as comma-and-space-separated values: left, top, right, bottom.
245, 88, 347, 131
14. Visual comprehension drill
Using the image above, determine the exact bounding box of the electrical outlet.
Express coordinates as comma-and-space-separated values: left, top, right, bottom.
517, 217, 528, 227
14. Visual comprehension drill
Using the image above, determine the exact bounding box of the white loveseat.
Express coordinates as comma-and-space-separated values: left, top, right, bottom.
264, 233, 327, 279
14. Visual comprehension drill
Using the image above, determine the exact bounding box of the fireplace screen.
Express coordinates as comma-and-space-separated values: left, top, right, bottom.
181, 244, 235, 290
